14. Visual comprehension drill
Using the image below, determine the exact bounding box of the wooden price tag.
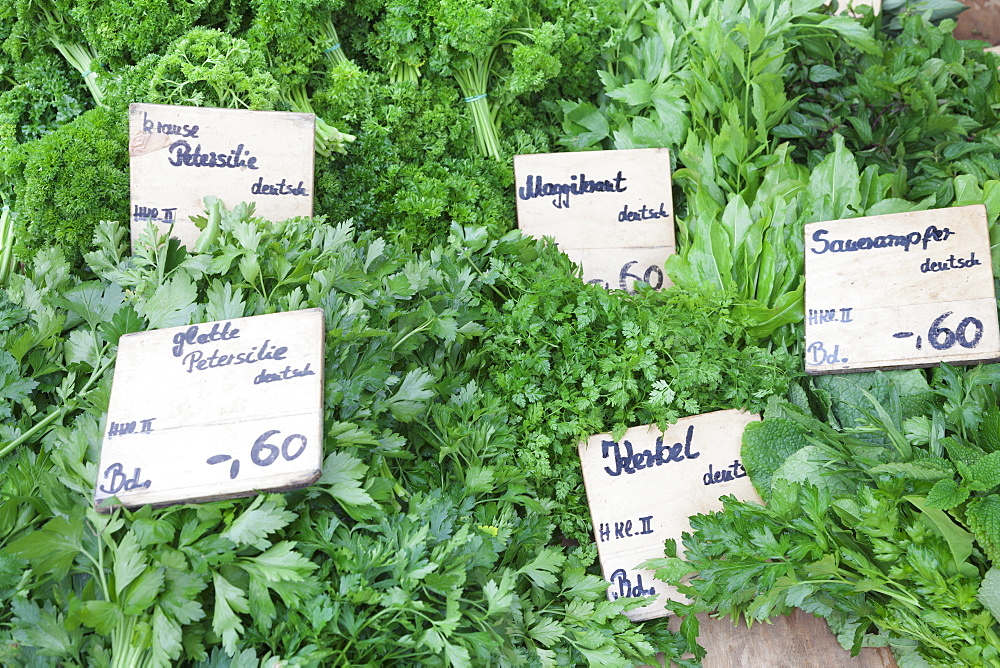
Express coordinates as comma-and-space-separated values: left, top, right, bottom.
577, 410, 761, 622
94, 308, 325, 510
804, 205, 1000, 374
129, 103, 315, 249
514, 148, 675, 291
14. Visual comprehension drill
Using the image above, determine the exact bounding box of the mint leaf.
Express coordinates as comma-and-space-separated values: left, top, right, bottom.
926, 478, 969, 510
742, 418, 809, 501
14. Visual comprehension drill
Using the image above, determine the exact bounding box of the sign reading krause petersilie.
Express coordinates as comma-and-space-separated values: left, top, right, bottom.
129, 103, 315, 250
513, 148, 675, 292
804, 204, 1000, 374
577, 410, 761, 622
94, 308, 325, 511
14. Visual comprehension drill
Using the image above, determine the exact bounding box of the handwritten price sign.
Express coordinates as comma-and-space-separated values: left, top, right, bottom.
577, 410, 761, 622
513, 148, 675, 292
804, 205, 1000, 373
94, 309, 325, 510
129, 103, 315, 250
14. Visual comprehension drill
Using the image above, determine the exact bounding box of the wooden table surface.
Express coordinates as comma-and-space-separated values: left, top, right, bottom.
645, 609, 897, 668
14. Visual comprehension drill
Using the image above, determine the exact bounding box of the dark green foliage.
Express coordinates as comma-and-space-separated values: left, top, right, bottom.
12, 106, 128, 264
145, 28, 280, 110
1, 213, 702, 665
314, 75, 515, 247
776, 12, 1000, 206
67, 0, 223, 68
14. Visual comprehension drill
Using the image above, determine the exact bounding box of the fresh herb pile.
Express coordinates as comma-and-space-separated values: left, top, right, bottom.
2, 0, 1000, 666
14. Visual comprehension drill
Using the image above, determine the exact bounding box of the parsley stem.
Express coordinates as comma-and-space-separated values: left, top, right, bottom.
0, 344, 112, 460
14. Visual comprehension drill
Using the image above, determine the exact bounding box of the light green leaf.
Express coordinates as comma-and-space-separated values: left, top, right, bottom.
978, 568, 1000, 624
113, 532, 146, 597
241, 541, 316, 582
517, 547, 565, 590
318, 450, 375, 507
212, 572, 248, 655
387, 368, 436, 422
123, 566, 166, 614
137, 273, 198, 329
809, 64, 841, 83
150, 606, 184, 667
220, 495, 296, 550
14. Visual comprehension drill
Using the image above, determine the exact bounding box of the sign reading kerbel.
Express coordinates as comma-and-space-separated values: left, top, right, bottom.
577, 410, 761, 622
129, 103, 315, 249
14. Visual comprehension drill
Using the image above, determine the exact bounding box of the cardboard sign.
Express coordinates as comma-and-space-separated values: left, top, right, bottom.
94, 308, 325, 510
578, 410, 761, 621
804, 205, 1000, 374
514, 148, 675, 291
129, 103, 315, 249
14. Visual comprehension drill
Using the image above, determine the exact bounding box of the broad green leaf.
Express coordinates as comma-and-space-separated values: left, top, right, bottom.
51, 282, 124, 329
68, 600, 121, 635
241, 541, 316, 583
151, 606, 184, 667
809, 64, 841, 83
212, 572, 248, 655
220, 495, 296, 550
806, 134, 861, 223
318, 450, 375, 507
123, 566, 166, 614
529, 617, 565, 648
99, 303, 145, 346
817, 15, 880, 54
10, 599, 83, 657
517, 547, 565, 590
978, 568, 1000, 624
113, 532, 147, 597
926, 477, 969, 510
137, 273, 198, 329
906, 495, 976, 576
387, 368, 436, 422
5, 514, 84, 580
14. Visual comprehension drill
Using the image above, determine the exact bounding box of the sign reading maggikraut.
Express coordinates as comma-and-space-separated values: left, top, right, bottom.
513, 148, 675, 292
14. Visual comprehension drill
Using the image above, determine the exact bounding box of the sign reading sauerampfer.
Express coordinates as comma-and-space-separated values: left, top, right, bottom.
513, 148, 675, 291
129, 103, 315, 250
578, 410, 761, 622
94, 309, 324, 511
804, 204, 1000, 374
